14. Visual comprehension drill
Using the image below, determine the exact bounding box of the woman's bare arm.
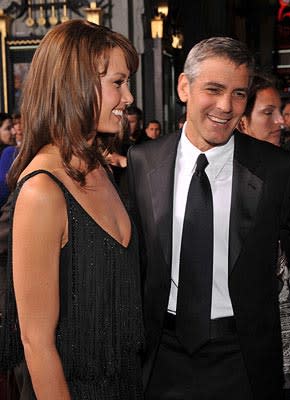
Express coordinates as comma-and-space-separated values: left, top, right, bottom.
13, 174, 70, 400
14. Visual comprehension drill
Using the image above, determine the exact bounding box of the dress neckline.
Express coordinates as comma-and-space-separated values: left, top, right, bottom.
17, 169, 133, 250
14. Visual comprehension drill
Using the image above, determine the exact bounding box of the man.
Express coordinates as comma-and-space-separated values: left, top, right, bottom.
127, 37, 290, 399
145, 120, 161, 140
125, 105, 144, 146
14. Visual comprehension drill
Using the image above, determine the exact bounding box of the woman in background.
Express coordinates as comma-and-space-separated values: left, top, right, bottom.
0, 113, 14, 156
0, 114, 24, 209
238, 72, 290, 400
1, 19, 143, 400
238, 73, 284, 146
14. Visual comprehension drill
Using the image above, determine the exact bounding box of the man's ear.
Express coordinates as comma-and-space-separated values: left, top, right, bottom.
177, 73, 190, 103
237, 116, 247, 133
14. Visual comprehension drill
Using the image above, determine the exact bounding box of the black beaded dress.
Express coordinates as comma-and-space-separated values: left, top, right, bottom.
0, 170, 144, 399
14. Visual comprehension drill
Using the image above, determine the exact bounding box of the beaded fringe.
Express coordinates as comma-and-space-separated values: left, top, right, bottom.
0, 170, 144, 399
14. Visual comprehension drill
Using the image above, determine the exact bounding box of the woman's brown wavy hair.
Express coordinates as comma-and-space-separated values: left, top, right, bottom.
8, 19, 138, 188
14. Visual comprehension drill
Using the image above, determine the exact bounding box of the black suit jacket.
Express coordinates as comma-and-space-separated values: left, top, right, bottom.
127, 130, 290, 399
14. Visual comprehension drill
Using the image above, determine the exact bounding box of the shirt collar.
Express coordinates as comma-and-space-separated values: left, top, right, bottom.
178, 122, 235, 179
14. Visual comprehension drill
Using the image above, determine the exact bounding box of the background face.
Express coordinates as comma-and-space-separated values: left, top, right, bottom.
127, 114, 140, 134
283, 103, 290, 130
0, 118, 13, 144
244, 87, 283, 146
146, 122, 161, 139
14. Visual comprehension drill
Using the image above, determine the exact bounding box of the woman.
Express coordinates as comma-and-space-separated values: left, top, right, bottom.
238, 73, 284, 146
0, 113, 14, 156
239, 73, 290, 399
1, 20, 143, 399
0, 115, 24, 209
12, 113, 23, 146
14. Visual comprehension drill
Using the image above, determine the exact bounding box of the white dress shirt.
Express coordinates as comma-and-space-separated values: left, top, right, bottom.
168, 123, 234, 319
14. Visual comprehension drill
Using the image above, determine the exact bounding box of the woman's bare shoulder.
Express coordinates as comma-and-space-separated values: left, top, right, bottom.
13, 170, 67, 247
16, 167, 66, 218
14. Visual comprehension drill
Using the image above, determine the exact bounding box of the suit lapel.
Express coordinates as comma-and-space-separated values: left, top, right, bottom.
149, 133, 180, 266
147, 131, 263, 274
229, 133, 263, 274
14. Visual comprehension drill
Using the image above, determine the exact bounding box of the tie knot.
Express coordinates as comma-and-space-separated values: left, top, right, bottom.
196, 154, 208, 174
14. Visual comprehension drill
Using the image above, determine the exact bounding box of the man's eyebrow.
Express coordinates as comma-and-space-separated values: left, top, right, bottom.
203, 81, 248, 92
235, 87, 248, 92
203, 81, 225, 88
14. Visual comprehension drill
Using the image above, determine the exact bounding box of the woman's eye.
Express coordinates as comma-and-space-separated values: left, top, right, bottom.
114, 80, 124, 88
263, 109, 273, 116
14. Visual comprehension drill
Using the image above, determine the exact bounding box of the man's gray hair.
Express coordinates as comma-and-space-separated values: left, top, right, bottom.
184, 36, 255, 83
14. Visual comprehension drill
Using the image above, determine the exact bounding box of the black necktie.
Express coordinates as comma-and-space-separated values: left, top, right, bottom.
176, 153, 213, 354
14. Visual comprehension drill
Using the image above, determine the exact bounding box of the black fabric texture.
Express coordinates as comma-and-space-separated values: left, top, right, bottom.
0, 169, 144, 399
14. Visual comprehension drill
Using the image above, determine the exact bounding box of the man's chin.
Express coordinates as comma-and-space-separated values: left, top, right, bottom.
206, 131, 234, 147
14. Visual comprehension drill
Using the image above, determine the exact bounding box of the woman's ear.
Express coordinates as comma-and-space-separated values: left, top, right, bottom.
177, 73, 190, 103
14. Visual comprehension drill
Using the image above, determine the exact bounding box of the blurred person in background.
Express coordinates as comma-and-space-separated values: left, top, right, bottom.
238, 72, 290, 399
281, 100, 290, 149
177, 112, 186, 131
0, 116, 23, 397
0, 114, 24, 209
144, 120, 161, 140
122, 105, 145, 151
238, 73, 284, 147
126, 105, 144, 143
12, 114, 23, 146
0, 113, 14, 156
282, 100, 290, 131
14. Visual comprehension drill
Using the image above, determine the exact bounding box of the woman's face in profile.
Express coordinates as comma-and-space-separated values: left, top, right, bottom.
97, 47, 133, 134
243, 87, 284, 146
0, 118, 13, 144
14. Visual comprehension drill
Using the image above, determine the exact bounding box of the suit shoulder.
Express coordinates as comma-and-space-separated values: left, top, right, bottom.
128, 132, 179, 160
236, 131, 290, 165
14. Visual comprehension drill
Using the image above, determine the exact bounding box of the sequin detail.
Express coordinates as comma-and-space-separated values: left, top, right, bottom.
0, 169, 144, 399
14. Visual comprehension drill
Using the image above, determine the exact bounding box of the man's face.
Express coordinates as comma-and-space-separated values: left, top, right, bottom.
283, 103, 290, 129
127, 114, 140, 134
177, 56, 249, 151
146, 122, 161, 139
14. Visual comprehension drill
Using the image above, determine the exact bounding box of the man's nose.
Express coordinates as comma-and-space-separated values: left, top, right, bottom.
217, 94, 232, 113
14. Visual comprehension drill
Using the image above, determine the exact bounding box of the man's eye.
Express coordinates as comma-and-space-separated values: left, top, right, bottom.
234, 91, 247, 99
206, 87, 219, 94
